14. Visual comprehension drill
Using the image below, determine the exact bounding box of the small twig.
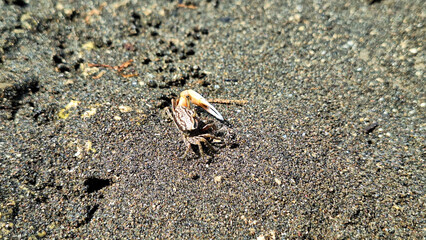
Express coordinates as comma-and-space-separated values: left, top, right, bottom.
207, 99, 248, 105
88, 59, 138, 78
177, 3, 198, 9
87, 63, 115, 70
116, 59, 133, 72
92, 71, 106, 79
120, 73, 139, 78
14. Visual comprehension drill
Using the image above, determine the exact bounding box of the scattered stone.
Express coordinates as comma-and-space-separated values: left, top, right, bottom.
364, 122, 379, 134
409, 48, 418, 54
147, 79, 158, 88
119, 105, 133, 113
214, 176, 222, 183
274, 178, 281, 185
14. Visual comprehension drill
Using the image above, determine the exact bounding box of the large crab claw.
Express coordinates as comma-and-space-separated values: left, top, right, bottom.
177, 89, 224, 121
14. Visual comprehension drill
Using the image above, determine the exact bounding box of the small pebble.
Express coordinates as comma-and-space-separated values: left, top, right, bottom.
147, 79, 158, 88
214, 176, 223, 183
274, 178, 282, 185
119, 106, 133, 113
409, 48, 418, 54
37, 230, 47, 238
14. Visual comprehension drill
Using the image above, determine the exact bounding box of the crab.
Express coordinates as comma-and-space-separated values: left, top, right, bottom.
170, 90, 224, 159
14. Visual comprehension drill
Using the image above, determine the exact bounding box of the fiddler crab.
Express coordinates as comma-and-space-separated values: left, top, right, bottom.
170, 90, 224, 159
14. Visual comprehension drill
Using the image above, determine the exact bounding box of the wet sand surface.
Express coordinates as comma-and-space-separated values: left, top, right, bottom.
0, 0, 424, 239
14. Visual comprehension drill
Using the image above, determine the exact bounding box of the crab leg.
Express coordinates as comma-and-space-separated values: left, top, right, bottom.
178, 90, 224, 121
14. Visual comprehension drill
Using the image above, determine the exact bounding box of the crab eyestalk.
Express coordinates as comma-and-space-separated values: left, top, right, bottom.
178, 90, 224, 121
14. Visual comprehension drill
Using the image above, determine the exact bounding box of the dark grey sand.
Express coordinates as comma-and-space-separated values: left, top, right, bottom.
0, 0, 424, 239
